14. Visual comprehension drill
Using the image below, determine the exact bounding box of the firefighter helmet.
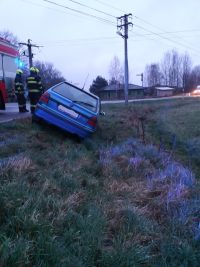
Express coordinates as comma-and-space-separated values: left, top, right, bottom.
30, 67, 36, 72
16, 69, 23, 74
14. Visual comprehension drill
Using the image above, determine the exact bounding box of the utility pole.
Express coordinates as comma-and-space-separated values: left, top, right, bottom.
137, 73, 143, 87
19, 39, 42, 68
117, 14, 133, 105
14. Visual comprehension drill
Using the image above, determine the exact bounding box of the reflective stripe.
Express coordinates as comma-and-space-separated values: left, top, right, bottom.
30, 104, 36, 107
29, 89, 40, 93
27, 81, 38, 84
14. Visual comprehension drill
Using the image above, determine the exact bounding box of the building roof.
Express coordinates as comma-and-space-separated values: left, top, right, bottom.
100, 83, 143, 92
155, 86, 175, 91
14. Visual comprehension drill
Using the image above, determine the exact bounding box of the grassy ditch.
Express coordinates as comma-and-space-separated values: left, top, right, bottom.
1, 97, 200, 266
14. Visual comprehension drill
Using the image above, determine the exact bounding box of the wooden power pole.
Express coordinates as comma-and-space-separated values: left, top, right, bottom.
117, 14, 133, 105
19, 39, 42, 68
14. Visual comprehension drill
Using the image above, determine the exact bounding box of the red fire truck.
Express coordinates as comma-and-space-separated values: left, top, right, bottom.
0, 38, 19, 109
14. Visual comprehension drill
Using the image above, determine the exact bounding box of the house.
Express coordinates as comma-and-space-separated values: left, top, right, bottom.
155, 86, 175, 97
97, 84, 144, 100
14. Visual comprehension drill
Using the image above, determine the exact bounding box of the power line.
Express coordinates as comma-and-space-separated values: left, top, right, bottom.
21, 0, 81, 17
93, 0, 126, 14
21, 0, 200, 56
22, 0, 116, 24
90, 0, 200, 54
39, 29, 200, 45
133, 24, 200, 55
65, 0, 116, 18
40, 36, 118, 44
133, 15, 199, 53
42, 0, 115, 26
133, 29, 200, 36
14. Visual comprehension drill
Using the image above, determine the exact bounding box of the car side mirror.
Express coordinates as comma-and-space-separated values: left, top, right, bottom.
100, 111, 106, 116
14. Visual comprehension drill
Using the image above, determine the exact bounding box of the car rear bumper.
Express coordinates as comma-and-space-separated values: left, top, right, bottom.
35, 104, 96, 138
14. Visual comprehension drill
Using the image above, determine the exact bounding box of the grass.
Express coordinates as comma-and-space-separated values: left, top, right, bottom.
1, 97, 200, 266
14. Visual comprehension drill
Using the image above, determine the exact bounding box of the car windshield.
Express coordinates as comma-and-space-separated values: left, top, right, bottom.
52, 82, 98, 112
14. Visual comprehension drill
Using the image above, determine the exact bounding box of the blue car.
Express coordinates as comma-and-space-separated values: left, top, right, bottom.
34, 82, 101, 138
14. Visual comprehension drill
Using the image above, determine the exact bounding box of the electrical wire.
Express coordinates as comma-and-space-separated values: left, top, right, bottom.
20, 0, 81, 17
87, 0, 200, 54
65, 0, 116, 18
133, 15, 199, 51
40, 36, 118, 44
93, 0, 126, 14
132, 24, 200, 55
22, 0, 200, 55
42, 0, 115, 26
40, 29, 200, 45
133, 29, 200, 36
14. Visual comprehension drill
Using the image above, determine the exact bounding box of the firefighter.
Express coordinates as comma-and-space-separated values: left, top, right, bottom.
14, 69, 29, 113
27, 67, 43, 114
34, 67, 44, 95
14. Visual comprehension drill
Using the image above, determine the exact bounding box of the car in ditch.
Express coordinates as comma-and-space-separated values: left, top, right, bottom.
34, 81, 101, 138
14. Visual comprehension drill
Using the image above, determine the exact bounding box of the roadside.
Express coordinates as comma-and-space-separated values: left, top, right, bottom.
0, 102, 31, 123
0, 94, 193, 124
101, 94, 191, 104
1, 98, 200, 266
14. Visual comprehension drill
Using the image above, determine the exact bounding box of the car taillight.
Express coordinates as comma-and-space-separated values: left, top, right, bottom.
40, 92, 50, 104
87, 116, 97, 127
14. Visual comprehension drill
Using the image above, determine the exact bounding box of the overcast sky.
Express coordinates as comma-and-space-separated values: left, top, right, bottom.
1, 0, 200, 89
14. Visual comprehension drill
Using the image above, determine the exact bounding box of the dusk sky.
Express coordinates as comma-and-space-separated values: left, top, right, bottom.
1, 0, 200, 89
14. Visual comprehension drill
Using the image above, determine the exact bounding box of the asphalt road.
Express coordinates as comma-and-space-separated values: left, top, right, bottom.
0, 102, 31, 123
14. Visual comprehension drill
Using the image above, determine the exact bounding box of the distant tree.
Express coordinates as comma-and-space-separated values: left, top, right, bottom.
34, 61, 65, 90
160, 51, 170, 86
188, 65, 200, 89
161, 50, 177, 86
0, 30, 19, 46
109, 56, 124, 84
144, 49, 193, 91
160, 50, 192, 89
144, 63, 161, 87
89, 76, 108, 94
181, 52, 192, 92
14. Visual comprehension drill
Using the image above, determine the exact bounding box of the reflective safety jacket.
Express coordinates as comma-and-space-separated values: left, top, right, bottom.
14, 74, 24, 95
27, 75, 43, 93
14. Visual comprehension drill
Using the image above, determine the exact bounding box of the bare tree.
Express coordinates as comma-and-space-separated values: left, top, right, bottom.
108, 56, 124, 85
189, 65, 200, 89
160, 49, 192, 89
0, 30, 19, 46
161, 50, 179, 86
144, 63, 161, 87
181, 52, 192, 92
34, 61, 65, 90
169, 50, 182, 87
161, 51, 171, 86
